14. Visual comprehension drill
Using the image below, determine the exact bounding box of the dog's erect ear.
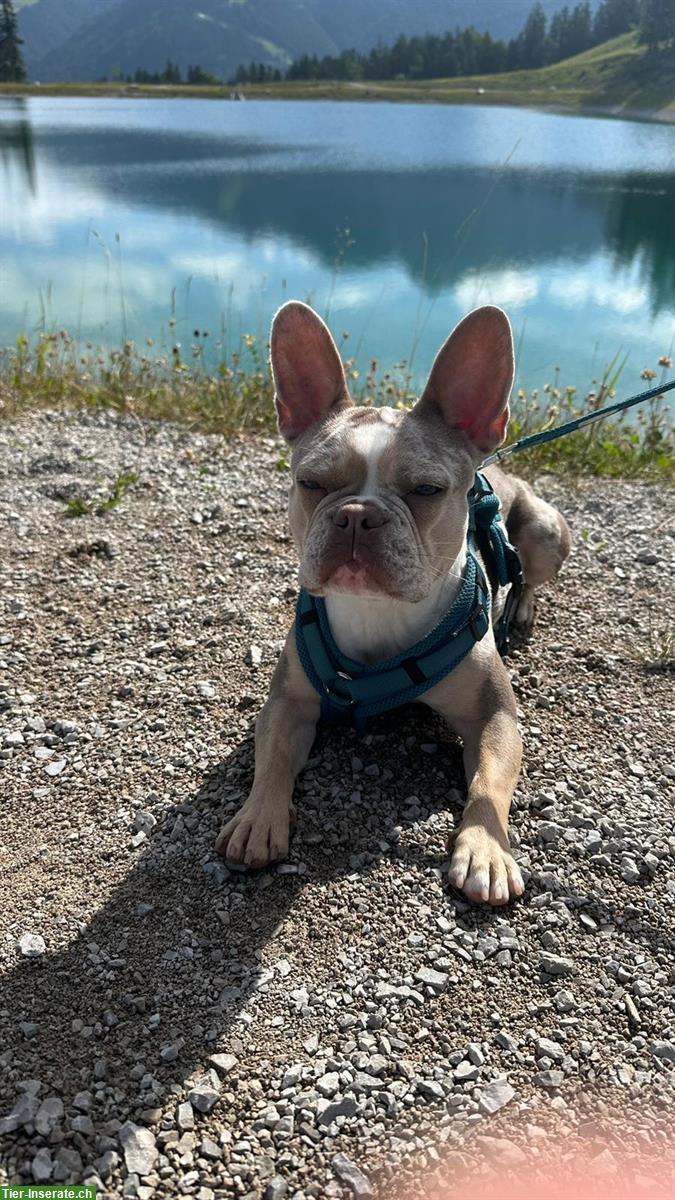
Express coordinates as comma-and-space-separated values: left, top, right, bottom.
413, 306, 514, 455
270, 301, 353, 442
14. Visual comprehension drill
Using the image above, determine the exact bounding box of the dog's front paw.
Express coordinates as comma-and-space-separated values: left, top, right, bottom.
215, 801, 293, 869
448, 826, 524, 906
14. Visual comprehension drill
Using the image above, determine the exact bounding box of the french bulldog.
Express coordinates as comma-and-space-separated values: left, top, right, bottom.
216, 302, 571, 905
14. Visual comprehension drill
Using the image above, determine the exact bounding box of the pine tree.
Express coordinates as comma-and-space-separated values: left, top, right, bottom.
160, 59, 182, 85
0, 0, 26, 83
516, 3, 549, 68
593, 0, 640, 42
639, 0, 675, 49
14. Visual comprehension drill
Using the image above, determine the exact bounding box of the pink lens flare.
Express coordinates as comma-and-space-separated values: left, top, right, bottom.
401, 1151, 675, 1200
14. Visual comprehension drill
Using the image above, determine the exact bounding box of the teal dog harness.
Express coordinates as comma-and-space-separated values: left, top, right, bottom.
295, 472, 523, 732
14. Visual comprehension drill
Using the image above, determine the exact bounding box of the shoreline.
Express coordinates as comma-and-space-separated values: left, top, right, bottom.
1, 81, 674, 126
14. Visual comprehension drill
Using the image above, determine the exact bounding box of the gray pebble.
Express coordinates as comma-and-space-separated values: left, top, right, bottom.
208, 1052, 238, 1075
331, 1152, 373, 1198
265, 1178, 288, 1200
53, 1147, 83, 1181
31, 1147, 53, 1183
177, 1100, 195, 1130
534, 1069, 564, 1089
118, 1121, 158, 1176
454, 1060, 479, 1082
319, 1096, 359, 1126
35, 1095, 64, 1135
535, 1037, 564, 1062
478, 1078, 516, 1114
414, 967, 449, 991
651, 1041, 675, 1062
188, 1083, 220, 1114
540, 953, 575, 976
316, 1071, 340, 1098
416, 1079, 445, 1101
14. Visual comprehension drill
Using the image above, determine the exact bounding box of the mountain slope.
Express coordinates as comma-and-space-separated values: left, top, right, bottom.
29, 0, 337, 81
19, 0, 123, 75
25, 0, 602, 83
310, 0, 600, 48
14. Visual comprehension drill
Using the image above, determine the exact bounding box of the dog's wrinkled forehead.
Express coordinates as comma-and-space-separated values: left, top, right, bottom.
294, 404, 471, 493
293, 407, 395, 485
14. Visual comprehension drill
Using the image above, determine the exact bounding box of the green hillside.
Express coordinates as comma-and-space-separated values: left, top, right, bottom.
238, 31, 675, 118
434, 30, 675, 112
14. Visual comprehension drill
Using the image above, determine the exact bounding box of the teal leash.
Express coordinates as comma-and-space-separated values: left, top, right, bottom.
482, 377, 675, 467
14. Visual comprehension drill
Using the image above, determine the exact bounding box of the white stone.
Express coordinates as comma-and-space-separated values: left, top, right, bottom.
19, 933, 46, 957
478, 1078, 516, 1114
177, 1101, 194, 1131
316, 1071, 340, 1098
119, 1122, 158, 1176
208, 1053, 238, 1075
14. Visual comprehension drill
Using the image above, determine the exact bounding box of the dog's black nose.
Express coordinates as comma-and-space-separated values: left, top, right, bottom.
332, 501, 389, 533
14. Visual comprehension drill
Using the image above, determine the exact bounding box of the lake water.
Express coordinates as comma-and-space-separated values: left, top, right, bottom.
1, 95, 674, 397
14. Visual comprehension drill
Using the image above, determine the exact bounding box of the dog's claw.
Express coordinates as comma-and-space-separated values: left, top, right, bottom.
448, 827, 523, 906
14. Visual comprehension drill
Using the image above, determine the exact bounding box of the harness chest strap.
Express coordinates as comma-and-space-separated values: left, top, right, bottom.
295, 473, 522, 731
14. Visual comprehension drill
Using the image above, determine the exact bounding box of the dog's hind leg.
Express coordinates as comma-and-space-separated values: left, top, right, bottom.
503, 484, 572, 631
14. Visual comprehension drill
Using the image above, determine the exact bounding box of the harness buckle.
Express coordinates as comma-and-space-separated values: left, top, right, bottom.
323, 679, 356, 709
469, 603, 489, 642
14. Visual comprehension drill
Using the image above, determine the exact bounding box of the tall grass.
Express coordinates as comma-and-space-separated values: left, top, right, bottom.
0, 329, 672, 482
505, 365, 674, 481
1, 330, 275, 436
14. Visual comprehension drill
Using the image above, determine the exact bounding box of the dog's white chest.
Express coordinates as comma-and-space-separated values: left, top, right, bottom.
325, 552, 467, 664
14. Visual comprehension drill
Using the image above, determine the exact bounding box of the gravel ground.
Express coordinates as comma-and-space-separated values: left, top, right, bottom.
1, 409, 674, 1200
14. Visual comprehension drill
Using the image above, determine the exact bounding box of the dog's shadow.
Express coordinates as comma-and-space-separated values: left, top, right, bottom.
2, 705, 521, 1177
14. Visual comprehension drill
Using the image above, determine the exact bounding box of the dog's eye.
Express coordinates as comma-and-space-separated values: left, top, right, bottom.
298, 479, 324, 491
412, 484, 444, 496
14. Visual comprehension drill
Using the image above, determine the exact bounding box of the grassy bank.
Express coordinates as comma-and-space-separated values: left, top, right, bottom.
2, 34, 674, 121
1, 331, 672, 482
